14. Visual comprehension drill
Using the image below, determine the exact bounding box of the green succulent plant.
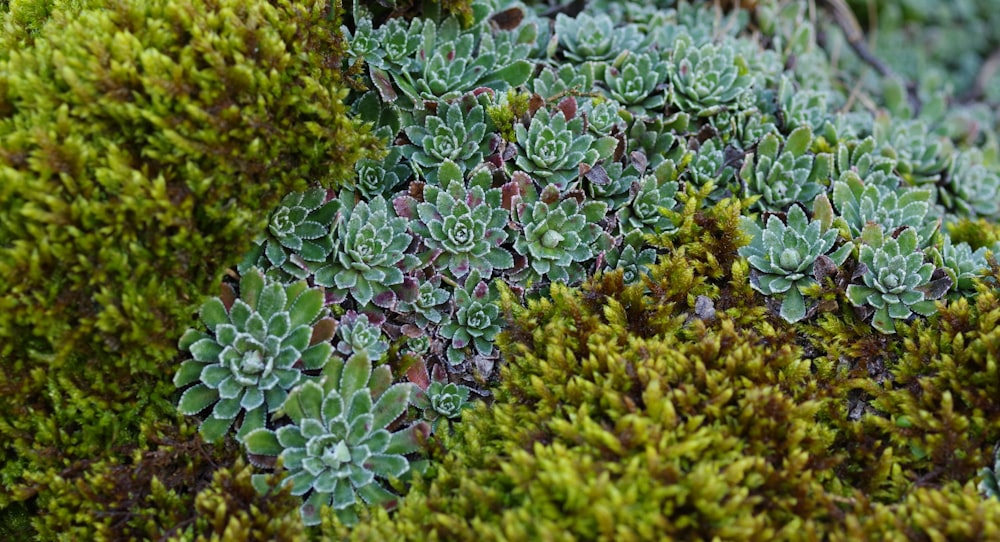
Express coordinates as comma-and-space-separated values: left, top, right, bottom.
402, 94, 493, 184
829, 135, 897, 181
846, 224, 951, 334
513, 108, 617, 190
238, 188, 339, 282
243, 354, 425, 526
412, 380, 472, 432
599, 51, 668, 116
940, 149, 1000, 221
439, 269, 502, 365
681, 137, 738, 201
390, 16, 535, 107
980, 445, 1000, 501
336, 311, 390, 361
175, 268, 335, 442
511, 194, 611, 285
616, 174, 679, 236
739, 205, 852, 323
625, 114, 689, 173
396, 160, 513, 280
931, 237, 988, 297
875, 116, 953, 186
395, 275, 451, 328
582, 160, 642, 211
832, 172, 940, 247
531, 63, 596, 102
313, 193, 419, 308
354, 147, 411, 201
602, 230, 657, 284
667, 34, 753, 117
582, 97, 626, 135
553, 12, 643, 62
739, 126, 830, 212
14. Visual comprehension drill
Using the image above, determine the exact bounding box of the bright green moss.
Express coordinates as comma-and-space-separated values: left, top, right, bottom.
0, 0, 382, 520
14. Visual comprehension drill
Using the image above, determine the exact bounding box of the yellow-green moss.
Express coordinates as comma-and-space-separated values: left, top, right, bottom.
0, 0, 383, 522
323, 197, 1000, 539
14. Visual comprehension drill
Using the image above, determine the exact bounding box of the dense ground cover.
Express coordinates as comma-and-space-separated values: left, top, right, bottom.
3, 0, 1000, 539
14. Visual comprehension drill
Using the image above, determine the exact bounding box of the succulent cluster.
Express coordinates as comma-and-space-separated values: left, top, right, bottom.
168, 0, 1000, 530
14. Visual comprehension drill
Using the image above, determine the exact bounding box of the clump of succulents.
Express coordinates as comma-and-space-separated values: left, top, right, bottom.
740, 126, 829, 212
511, 189, 611, 285
238, 189, 340, 282
175, 268, 335, 442
513, 107, 617, 190
396, 160, 513, 280
846, 224, 951, 334
313, 193, 419, 308
553, 12, 643, 62
599, 51, 669, 117
402, 93, 494, 183
680, 137, 739, 201
439, 269, 502, 365
667, 34, 753, 117
832, 172, 940, 247
243, 354, 426, 526
739, 205, 852, 323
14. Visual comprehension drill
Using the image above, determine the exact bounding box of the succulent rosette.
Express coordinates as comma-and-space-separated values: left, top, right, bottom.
244, 354, 426, 526
174, 267, 335, 442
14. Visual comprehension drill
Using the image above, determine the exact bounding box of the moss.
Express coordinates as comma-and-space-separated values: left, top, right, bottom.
28, 421, 304, 540
0, 0, 383, 521
322, 197, 1000, 539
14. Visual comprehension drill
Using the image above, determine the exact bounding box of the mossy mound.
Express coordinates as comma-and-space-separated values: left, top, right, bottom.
326, 196, 1000, 540
0, 0, 382, 526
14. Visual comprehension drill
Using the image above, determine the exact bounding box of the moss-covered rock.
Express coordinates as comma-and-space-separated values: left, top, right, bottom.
0, 0, 382, 527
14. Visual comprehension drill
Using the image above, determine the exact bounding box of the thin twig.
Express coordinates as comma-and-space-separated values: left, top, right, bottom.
819, 0, 922, 115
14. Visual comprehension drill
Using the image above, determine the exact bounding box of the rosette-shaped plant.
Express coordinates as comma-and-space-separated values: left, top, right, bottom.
243, 354, 425, 526
931, 237, 988, 297
313, 193, 419, 308
616, 175, 679, 236
402, 94, 493, 184
412, 381, 472, 432
582, 97, 626, 135
830, 135, 897, 181
512, 194, 610, 285
832, 172, 939, 246
440, 269, 502, 365
336, 311, 389, 361
554, 12, 643, 62
391, 16, 534, 107
354, 147, 411, 200
681, 137, 739, 201
583, 161, 640, 211
531, 64, 595, 102
846, 224, 951, 334
739, 205, 852, 323
875, 117, 952, 186
740, 126, 829, 212
175, 268, 335, 442
600, 51, 668, 116
395, 276, 451, 328
513, 108, 617, 190
238, 189, 339, 282
602, 230, 657, 284
667, 34, 752, 117
940, 149, 1000, 220
396, 161, 513, 280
